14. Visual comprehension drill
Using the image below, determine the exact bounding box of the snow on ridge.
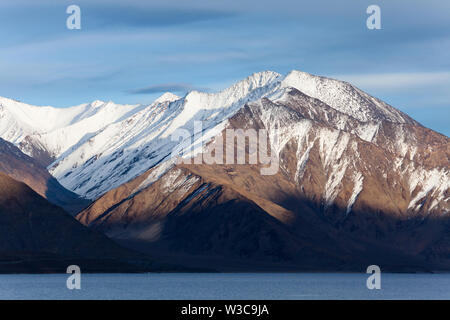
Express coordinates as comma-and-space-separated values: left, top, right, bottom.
23, 101, 144, 159
0, 68, 410, 149
183, 70, 282, 112
154, 92, 180, 104
0, 96, 143, 147
48, 71, 284, 198
280, 70, 411, 124
0, 97, 86, 140
163, 71, 282, 135
0, 68, 414, 146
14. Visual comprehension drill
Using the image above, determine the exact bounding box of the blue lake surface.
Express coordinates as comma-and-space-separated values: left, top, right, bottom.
0, 273, 449, 300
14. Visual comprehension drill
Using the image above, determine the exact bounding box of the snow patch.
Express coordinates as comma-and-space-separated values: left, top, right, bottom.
346, 172, 364, 214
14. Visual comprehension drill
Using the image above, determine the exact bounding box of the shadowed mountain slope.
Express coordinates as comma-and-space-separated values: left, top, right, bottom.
0, 138, 89, 214
0, 172, 186, 273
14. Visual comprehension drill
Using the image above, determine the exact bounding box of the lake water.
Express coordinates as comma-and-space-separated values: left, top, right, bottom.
0, 273, 449, 300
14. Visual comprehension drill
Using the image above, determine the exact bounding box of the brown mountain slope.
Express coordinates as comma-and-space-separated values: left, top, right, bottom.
0, 138, 89, 214
0, 172, 179, 273
77, 167, 347, 271
77, 164, 448, 272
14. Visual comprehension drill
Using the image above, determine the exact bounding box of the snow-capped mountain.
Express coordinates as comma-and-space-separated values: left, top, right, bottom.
0, 97, 149, 165
0, 70, 448, 207
1, 69, 449, 271
2, 72, 283, 198
76, 74, 450, 271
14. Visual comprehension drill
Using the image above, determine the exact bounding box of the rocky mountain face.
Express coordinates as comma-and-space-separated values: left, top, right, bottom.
0, 172, 175, 273
1, 70, 448, 271
0, 138, 89, 214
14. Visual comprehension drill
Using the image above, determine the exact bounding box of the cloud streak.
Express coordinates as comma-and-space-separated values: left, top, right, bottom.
85, 7, 236, 29
333, 72, 450, 90
128, 83, 209, 94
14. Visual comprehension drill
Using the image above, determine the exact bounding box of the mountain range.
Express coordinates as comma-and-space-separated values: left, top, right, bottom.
0, 70, 449, 272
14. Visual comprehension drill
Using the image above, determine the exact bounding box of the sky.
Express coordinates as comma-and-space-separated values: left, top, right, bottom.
0, 0, 448, 136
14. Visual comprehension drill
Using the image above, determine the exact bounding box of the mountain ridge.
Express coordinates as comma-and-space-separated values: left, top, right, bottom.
0, 70, 433, 200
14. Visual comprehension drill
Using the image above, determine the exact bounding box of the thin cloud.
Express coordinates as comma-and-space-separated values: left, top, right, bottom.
333, 72, 450, 90
85, 7, 236, 29
128, 83, 209, 94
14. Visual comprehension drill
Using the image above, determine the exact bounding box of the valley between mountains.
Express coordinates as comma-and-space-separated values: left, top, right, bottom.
0, 70, 448, 272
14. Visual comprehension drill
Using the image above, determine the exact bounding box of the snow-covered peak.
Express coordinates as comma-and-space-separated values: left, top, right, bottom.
159, 72, 282, 135
0, 97, 90, 143
154, 92, 180, 104
90, 100, 106, 108
281, 70, 322, 92
242, 70, 282, 87
280, 70, 414, 124
0, 95, 147, 160
183, 70, 281, 110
